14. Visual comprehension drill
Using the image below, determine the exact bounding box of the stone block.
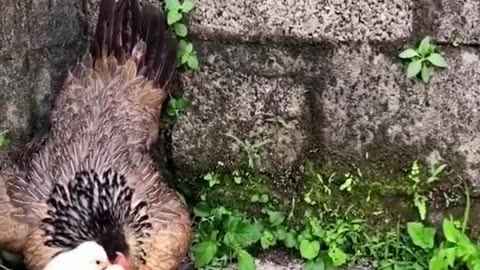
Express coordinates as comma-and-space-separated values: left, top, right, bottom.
311, 43, 480, 184
0, 45, 84, 155
0, 0, 86, 154
0, 0, 83, 55
189, 0, 413, 42
435, 0, 480, 44
171, 42, 315, 174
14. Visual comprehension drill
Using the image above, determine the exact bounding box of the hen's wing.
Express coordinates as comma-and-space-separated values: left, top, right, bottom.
0, 162, 35, 253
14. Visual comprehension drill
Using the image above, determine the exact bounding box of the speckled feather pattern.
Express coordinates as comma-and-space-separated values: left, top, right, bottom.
0, 0, 191, 269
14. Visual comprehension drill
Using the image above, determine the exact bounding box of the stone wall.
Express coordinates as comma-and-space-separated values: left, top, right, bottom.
172, 0, 480, 186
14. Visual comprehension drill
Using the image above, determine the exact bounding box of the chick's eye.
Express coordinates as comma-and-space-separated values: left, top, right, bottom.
96, 260, 100, 265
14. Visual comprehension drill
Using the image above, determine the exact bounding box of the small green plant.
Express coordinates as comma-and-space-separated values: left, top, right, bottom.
250, 194, 269, 203
164, 0, 199, 70
225, 133, 270, 169
187, 161, 475, 270
399, 36, 448, 83
428, 218, 480, 270
339, 172, 358, 193
165, 0, 194, 36
191, 202, 262, 270
166, 96, 189, 119
408, 160, 446, 220
178, 40, 199, 70
404, 186, 480, 270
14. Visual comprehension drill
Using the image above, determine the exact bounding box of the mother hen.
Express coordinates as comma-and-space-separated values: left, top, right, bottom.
0, 0, 192, 269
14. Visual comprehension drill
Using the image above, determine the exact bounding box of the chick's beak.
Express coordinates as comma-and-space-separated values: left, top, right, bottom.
114, 252, 130, 270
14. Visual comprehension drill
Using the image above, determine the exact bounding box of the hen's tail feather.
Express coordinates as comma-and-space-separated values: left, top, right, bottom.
90, 0, 177, 89
139, 3, 177, 88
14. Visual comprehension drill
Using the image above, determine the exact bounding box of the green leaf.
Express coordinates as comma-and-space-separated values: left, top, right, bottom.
456, 234, 476, 258
407, 222, 436, 250
304, 259, 325, 270
421, 66, 432, 83
442, 248, 457, 267
167, 10, 183, 25
469, 259, 480, 270
429, 248, 455, 270
427, 164, 446, 183
178, 39, 188, 51
181, 0, 195, 12
414, 194, 427, 220
443, 218, 460, 244
224, 215, 241, 232
297, 229, 313, 243
427, 53, 448, 68
309, 219, 324, 238
250, 194, 259, 202
407, 60, 423, 78
193, 241, 217, 268
224, 218, 262, 248
259, 194, 269, 203
234, 176, 242, 184
260, 230, 276, 249
399, 48, 420, 59
328, 245, 347, 266
212, 206, 230, 220
274, 227, 287, 240
339, 177, 353, 191
187, 54, 199, 70
268, 211, 285, 226
410, 160, 421, 182
174, 23, 188, 37
165, 0, 182, 10
418, 36, 433, 57
193, 202, 211, 217
181, 53, 189, 64
299, 240, 320, 260
185, 43, 194, 54
283, 231, 297, 248
176, 96, 189, 111
166, 98, 177, 116
203, 172, 219, 187
237, 250, 255, 270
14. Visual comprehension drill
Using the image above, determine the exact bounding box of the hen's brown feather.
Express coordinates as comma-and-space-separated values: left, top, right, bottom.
0, 0, 191, 269
0, 165, 31, 253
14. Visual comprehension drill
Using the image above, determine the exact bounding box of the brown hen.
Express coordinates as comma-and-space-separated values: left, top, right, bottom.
0, 0, 192, 269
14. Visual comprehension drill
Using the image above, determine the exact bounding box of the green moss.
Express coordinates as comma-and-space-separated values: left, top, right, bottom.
178, 155, 466, 239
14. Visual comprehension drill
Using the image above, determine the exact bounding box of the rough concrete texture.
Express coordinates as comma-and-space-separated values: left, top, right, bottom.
435, 0, 480, 44
0, 0, 83, 55
172, 43, 312, 174
172, 40, 480, 186
0, 0, 86, 156
310, 44, 480, 182
189, 0, 413, 42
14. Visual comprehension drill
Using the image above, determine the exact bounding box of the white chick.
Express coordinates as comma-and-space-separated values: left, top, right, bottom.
106, 265, 125, 270
43, 241, 111, 270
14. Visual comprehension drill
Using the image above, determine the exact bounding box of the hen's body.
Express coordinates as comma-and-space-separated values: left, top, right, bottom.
0, 0, 191, 269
